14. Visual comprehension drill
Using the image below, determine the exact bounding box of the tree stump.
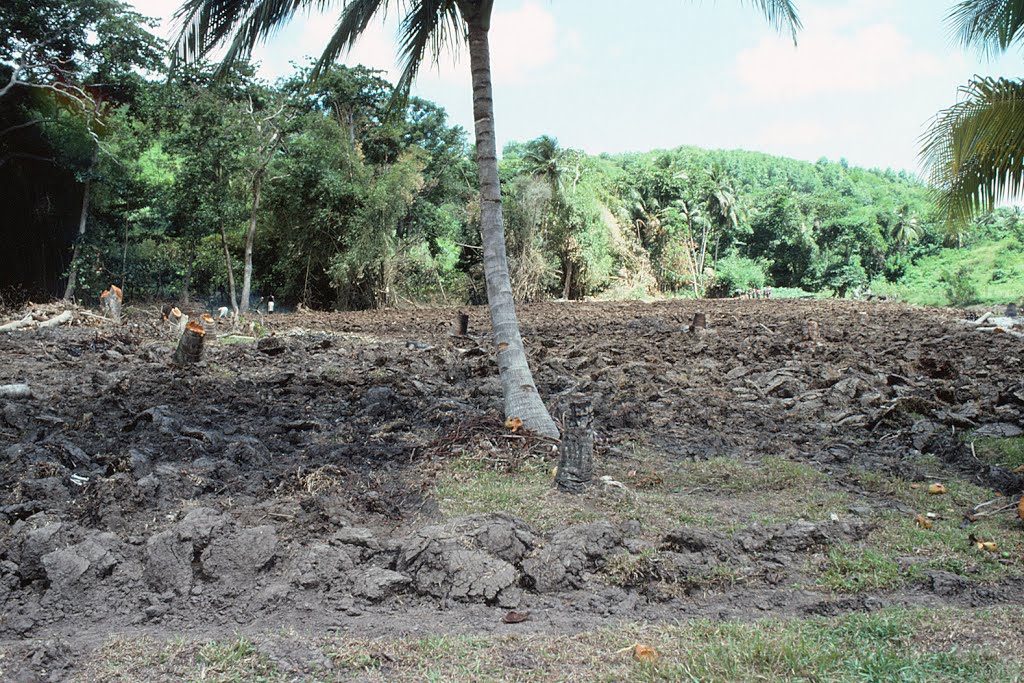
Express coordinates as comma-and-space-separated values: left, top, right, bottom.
804, 320, 819, 341
1008, 303, 1019, 318
100, 285, 122, 322
173, 321, 206, 366
452, 311, 469, 337
555, 398, 593, 494
857, 311, 869, 326
690, 312, 707, 332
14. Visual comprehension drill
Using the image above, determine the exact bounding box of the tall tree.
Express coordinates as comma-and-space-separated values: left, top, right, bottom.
922, 1, 1024, 227
172, 0, 800, 439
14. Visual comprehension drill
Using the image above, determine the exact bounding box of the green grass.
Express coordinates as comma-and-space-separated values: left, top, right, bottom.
821, 467, 1024, 591
972, 436, 1024, 469
872, 238, 1024, 306
431, 453, 845, 534
77, 608, 1024, 682
80, 636, 287, 683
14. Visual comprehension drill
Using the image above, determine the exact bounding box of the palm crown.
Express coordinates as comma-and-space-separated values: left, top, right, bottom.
922, 0, 1024, 228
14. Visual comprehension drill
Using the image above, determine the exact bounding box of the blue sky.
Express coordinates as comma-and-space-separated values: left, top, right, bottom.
132, 0, 1018, 174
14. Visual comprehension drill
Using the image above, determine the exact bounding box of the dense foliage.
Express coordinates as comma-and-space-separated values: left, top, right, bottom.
2, 1, 1018, 309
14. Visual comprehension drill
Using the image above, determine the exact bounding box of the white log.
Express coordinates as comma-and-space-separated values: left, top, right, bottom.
0, 314, 34, 332
37, 310, 73, 328
0, 384, 31, 399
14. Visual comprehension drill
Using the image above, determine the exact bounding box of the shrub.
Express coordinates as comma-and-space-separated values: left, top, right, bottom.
940, 265, 980, 306
708, 254, 767, 297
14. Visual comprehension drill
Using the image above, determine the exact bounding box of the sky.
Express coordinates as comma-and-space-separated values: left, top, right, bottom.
128, 0, 1020, 175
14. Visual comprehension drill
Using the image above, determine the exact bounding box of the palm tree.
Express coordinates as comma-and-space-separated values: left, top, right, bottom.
922, 1, 1024, 228
891, 206, 920, 251
171, 0, 801, 439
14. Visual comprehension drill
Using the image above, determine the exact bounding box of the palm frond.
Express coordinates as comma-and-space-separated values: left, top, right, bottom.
948, 0, 1024, 58
921, 76, 1024, 229
393, 0, 463, 95
172, 0, 331, 68
313, 0, 463, 93
743, 0, 802, 42
310, 0, 390, 80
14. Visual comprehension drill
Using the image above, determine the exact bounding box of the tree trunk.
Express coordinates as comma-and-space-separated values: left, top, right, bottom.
239, 170, 263, 314
219, 223, 239, 316
465, 11, 558, 439
181, 242, 195, 305
63, 150, 97, 301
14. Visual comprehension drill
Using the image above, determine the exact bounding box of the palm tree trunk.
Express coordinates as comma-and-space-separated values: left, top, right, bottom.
465, 13, 558, 439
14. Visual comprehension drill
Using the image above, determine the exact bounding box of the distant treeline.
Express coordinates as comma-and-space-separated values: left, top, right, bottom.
3, 0, 1018, 309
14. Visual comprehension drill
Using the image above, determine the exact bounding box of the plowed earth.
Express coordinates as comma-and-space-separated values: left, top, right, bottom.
1, 299, 1022, 680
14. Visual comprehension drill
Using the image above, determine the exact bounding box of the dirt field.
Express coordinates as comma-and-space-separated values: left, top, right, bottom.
1, 299, 1023, 681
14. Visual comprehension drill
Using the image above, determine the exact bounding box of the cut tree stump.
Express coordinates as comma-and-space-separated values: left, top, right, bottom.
804, 320, 819, 341
451, 311, 470, 337
173, 320, 206, 366
100, 285, 122, 322
555, 398, 594, 494
690, 312, 707, 332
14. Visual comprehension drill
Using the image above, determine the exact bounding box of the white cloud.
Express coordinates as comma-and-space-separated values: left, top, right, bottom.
733, 1, 955, 103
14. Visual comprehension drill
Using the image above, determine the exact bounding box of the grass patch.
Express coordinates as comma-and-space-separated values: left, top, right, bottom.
431, 453, 844, 534
81, 636, 286, 682
323, 608, 1024, 682
828, 467, 1024, 590
872, 238, 1024, 306
972, 436, 1024, 469
79, 609, 1024, 682
674, 456, 825, 493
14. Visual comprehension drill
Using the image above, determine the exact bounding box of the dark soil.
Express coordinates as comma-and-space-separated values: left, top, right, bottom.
1, 299, 1022, 681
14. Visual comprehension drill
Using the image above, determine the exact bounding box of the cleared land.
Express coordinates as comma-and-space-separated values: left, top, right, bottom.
1, 299, 1022, 681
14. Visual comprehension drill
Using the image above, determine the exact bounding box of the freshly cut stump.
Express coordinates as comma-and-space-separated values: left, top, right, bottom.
173, 321, 205, 366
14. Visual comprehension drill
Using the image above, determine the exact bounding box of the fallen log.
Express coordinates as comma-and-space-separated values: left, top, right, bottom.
0, 314, 34, 332
0, 384, 31, 399
173, 320, 206, 365
37, 310, 73, 328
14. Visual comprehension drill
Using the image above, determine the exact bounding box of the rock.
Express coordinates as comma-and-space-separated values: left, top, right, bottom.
291, 544, 354, 589
926, 570, 968, 596
523, 521, 623, 592
351, 567, 410, 602
256, 336, 287, 356
145, 530, 193, 595
41, 550, 89, 591
398, 514, 534, 604
201, 526, 278, 580
662, 527, 736, 558
362, 387, 396, 417
973, 423, 1024, 439
176, 507, 227, 544
41, 533, 120, 593
19, 523, 68, 582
